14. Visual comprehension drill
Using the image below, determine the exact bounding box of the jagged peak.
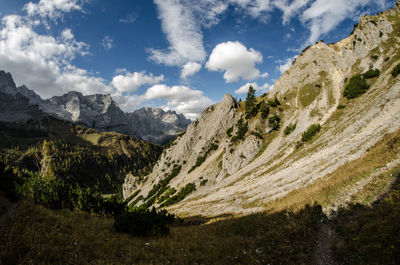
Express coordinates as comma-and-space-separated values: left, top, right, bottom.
396, 0, 400, 11
0, 70, 16, 90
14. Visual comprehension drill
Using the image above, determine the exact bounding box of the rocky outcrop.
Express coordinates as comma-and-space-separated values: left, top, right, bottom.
127, 107, 191, 145
0, 71, 191, 145
124, 4, 400, 217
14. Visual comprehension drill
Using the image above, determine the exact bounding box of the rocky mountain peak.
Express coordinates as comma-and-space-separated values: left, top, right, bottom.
0, 71, 17, 93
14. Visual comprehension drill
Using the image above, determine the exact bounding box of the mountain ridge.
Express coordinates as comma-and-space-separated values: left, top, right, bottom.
124, 2, 400, 217
0, 71, 191, 145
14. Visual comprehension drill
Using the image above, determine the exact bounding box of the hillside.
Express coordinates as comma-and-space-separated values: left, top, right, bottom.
124, 2, 400, 217
0, 116, 162, 194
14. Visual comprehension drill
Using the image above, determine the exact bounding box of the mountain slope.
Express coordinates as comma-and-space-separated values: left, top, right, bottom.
124, 3, 400, 217
0, 72, 191, 145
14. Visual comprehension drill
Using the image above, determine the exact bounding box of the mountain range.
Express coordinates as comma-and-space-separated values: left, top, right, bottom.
0, 72, 191, 145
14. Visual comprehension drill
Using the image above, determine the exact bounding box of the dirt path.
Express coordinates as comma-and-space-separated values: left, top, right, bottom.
313, 221, 338, 265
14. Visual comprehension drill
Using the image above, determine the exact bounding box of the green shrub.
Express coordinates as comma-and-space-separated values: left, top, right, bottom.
337, 104, 346, 109
392, 64, 400, 78
284, 123, 297, 135
226, 127, 233, 138
362, 69, 380, 79
370, 54, 379, 60
302, 124, 321, 142
384, 56, 390, 62
260, 101, 270, 119
200, 179, 208, 186
343, 75, 370, 99
245, 86, 257, 119
268, 114, 281, 130
114, 207, 175, 236
250, 131, 263, 139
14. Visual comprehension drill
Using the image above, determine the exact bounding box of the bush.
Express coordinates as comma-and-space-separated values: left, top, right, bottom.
362, 69, 380, 79
343, 75, 370, 99
260, 101, 269, 119
337, 104, 346, 109
226, 127, 233, 138
250, 131, 263, 139
114, 207, 175, 236
392, 64, 400, 78
268, 114, 281, 130
284, 123, 297, 135
200, 179, 208, 186
302, 124, 321, 142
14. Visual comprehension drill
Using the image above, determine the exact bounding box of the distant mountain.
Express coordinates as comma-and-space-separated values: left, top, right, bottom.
0, 71, 191, 145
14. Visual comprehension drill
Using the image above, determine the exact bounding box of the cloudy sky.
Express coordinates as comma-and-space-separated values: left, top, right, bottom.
0, 0, 393, 119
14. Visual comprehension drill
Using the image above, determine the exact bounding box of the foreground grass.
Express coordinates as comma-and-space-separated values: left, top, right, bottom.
332, 175, 400, 265
0, 197, 321, 265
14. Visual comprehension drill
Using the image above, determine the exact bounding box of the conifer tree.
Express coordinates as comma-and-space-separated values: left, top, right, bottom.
260, 100, 269, 119
245, 85, 256, 119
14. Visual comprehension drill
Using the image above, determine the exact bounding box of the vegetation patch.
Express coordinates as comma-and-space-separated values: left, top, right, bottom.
188, 143, 219, 173
301, 124, 321, 142
161, 183, 196, 207
392, 63, 400, 78
299, 83, 322, 107
362, 68, 380, 79
343, 74, 370, 99
268, 114, 281, 131
284, 123, 297, 135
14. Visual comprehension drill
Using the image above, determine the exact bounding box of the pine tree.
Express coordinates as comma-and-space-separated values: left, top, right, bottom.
245, 85, 257, 119
260, 100, 269, 119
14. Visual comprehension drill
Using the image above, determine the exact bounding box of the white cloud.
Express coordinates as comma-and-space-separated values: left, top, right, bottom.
111, 71, 164, 93
148, 0, 207, 66
206, 41, 263, 83
229, 0, 273, 19
260, 72, 269, 78
300, 0, 383, 44
24, 0, 84, 20
0, 9, 113, 98
273, 0, 311, 24
142, 84, 213, 120
101, 35, 114, 51
181, 61, 202, 79
235, 81, 271, 94
119, 13, 136, 24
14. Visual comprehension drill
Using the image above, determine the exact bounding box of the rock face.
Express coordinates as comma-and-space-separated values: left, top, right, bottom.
124, 3, 400, 217
127, 107, 191, 145
0, 71, 191, 145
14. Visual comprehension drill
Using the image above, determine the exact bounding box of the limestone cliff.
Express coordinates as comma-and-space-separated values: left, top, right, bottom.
124, 3, 400, 217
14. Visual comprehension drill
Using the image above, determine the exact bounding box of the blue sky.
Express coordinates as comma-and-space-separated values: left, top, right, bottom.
0, 0, 393, 119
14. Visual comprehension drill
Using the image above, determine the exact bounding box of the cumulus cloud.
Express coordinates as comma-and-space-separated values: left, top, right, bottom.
101, 35, 114, 51
234, 81, 272, 94
111, 71, 164, 93
24, 0, 84, 20
142, 84, 213, 120
181, 61, 202, 79
206, 41, 263, 83
0, 13, 114, 98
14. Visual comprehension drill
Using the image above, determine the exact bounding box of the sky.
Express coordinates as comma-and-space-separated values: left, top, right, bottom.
0, 0, 394, 119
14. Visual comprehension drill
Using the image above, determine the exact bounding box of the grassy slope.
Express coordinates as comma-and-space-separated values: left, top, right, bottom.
0, 118, 162, 193
0, 197, 320, 265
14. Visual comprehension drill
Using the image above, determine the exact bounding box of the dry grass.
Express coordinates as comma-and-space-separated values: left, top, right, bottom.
0, 197, 321, 265
264, 128, 400, 212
